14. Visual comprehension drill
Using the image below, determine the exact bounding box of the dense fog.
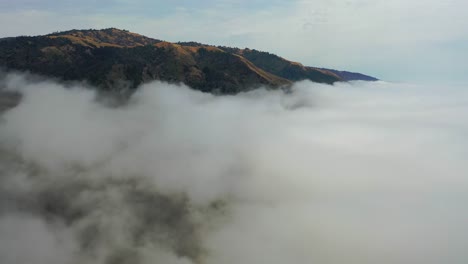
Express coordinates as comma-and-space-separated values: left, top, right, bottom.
1, 73, 468, 264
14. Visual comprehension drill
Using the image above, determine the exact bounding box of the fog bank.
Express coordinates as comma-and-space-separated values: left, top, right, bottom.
1, 74, 468, 264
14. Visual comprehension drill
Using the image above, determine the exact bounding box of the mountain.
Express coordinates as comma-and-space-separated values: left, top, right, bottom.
0, 28, 377, 94
216, 47, 341, 84
322, 69, 379, 81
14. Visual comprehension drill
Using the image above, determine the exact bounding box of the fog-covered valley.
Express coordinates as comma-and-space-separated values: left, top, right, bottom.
1, 73, 468, 264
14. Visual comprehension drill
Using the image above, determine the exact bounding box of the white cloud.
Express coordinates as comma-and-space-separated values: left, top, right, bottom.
1, 73, 468, 263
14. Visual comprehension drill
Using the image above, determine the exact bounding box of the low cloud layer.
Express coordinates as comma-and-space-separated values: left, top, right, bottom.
1, 74, 468, 264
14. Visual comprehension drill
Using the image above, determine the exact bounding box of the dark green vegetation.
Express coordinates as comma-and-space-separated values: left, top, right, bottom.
0, 28, 377, 94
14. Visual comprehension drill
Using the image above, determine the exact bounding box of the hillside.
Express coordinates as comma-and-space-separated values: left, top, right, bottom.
323, 69, 379, 81
46, 28, 162, 48
218, 47, 342, 84
0, 28, 377, 94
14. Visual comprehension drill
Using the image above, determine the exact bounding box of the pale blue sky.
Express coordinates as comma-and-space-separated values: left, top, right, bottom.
0, 0, 467, 84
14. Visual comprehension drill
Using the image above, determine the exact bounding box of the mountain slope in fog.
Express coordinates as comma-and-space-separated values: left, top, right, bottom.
0, 28, 377, 93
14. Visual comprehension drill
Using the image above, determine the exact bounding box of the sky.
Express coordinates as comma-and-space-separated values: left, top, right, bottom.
0, 0, 467, 83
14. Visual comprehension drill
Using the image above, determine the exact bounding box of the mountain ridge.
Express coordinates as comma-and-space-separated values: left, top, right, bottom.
0, 28, 378, 94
